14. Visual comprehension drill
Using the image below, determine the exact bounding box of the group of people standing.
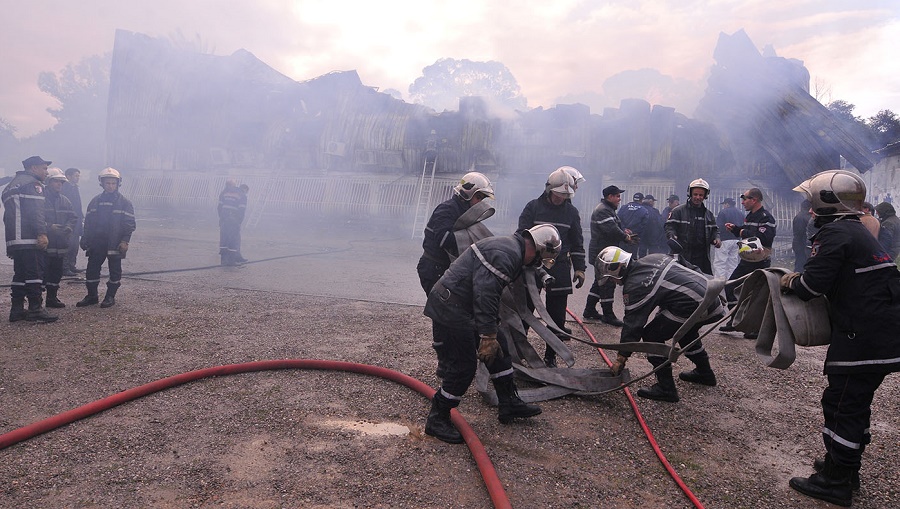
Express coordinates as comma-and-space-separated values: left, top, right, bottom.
3, 156, 135, 323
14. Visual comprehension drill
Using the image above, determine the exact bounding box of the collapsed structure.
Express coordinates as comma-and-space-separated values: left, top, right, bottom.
106, 28, 874, 227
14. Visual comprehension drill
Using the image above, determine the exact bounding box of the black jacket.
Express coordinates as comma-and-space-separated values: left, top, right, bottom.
424, 234, 527, 335
789, 217, 900, 375
44, 188, 78, 257
83, 191, 136, 257
421, 195, 469, 269
518, 193, 586, 294
2, 171, 47, 255
588, 199, 628, 261
61, 181, 83, 235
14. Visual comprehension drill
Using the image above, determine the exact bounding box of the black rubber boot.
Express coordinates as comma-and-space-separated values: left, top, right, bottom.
9, 298, 27, 322
494, 375, 541, 424
790, 455, 853, 507
583, 296, 602, 321
814, 454, 860, 491
637, 362, 679, 402
45, 286, 66, 308
25, 298, 58, 323
679, 354, 717, 386
100, 283, 119, 308
543, 349, 557, 368
599, 303, 624, 327
425, 391, 464, 444
76, 282, 100, 307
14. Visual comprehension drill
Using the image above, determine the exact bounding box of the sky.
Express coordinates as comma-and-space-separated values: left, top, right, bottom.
1, 0, 898, 138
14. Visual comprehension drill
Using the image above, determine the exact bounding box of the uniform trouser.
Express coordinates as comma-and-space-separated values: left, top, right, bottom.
64, 234, 80, 271
821, 372, 887, 470
85, 251, 123, 287
44, 255, 65, 288
713, 239, 740, 279
586, 271, 616, 313
640, 312, 717, 366
219, 220, 241, 258
432, 320, 514, 399
11, 250, 46, 306
685, 246, 713, 276
724, 259, 771, 307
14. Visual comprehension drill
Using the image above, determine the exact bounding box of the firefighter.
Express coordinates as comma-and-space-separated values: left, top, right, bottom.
583, 185, 637, 326
77, 168, 136, 308
518, 168, 587, 367
782, 170, 900, 507
42, 168, 78, 308
597, 246, 724, 403
719, 188, 777, 339
618, 192, 649, 255
217, 179, 247, 266
3, 155, 57, 323
664, 178, 721, 275
416, 171, 494, 294
423, 224, 561, 443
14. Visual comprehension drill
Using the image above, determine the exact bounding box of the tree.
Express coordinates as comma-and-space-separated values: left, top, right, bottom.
34, 52, 111, 168
0, 117, 19, 172
408, 58, 527, 113
826, 100, 878, 150
867, 109, 900, 149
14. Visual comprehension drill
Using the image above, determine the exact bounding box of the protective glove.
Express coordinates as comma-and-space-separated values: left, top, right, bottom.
573, 270, 586, 289
36, 234, 49, 250
610, 354, 629, 376
711, 238, 722, 248
667, 237, 683, 254
780, 272, 801, 293
477, 333, 501, 365
118, 241, 129, 255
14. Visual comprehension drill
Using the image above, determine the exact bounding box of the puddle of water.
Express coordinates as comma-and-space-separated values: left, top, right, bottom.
321, 420, 410, 437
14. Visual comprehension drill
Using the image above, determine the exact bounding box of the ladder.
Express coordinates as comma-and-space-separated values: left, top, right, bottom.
245, 171, 278, 228
411, 157, 438, 239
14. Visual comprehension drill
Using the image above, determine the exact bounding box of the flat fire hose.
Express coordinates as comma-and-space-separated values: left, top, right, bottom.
725, 267, 831, 369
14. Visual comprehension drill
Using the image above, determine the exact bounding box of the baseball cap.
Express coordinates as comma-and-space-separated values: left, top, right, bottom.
22, 155, 52, 168
721, 197, 735, 205
632, 192, 644, 201
603, 185, 625, 197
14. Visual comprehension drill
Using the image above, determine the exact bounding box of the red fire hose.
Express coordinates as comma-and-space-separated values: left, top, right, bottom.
0, 359, 512, 509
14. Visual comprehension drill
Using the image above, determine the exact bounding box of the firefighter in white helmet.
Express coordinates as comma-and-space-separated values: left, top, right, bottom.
664, 178, 721, 275
42, 168, 78, 309
77, 167, 136, 309
422, 225, 559, 443
595, 246, 723, 403
518, 168, 586, 367
781, 170, 900, 506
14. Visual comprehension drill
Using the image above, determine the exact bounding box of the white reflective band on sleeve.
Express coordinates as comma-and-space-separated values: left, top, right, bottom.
471, 245, 511, 283
855, 262, 896, 273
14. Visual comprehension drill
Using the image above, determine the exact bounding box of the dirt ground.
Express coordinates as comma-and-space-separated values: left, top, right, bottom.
0, 213, 897, 509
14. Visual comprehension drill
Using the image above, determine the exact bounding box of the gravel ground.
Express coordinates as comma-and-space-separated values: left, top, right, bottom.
0, 214, 897, 509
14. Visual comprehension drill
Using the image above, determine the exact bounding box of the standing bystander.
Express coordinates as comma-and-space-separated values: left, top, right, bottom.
61, 167, 84, 276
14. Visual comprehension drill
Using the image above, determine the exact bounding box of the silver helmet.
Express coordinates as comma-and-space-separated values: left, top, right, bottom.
546, 168, 576, 197
453, 171, 494, 201
805, 170, 865, 217
558, 166, 585, 187
524, 224, 562, 269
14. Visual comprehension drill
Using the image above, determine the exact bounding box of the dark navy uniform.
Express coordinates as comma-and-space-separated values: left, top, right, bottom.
586, 199, 629, 317
665, 202, 719, 275
424, 234, 525, 398
3, 171, 48, 311
518, 193, 586, 331
787, 216, 900, 472
724, 206, 777, 307
217, 183, 247, 265
82, 190, 136, 297
61, 178, 83, 272
43, 185, 77, 296
416, 195, 469, 294
618, 200, 650, 255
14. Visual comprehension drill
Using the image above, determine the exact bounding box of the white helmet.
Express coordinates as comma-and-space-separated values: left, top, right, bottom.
98, 167, 121, 183
453, 171, 494, 201
804, 170, 865, 217
546, 168, 576, 197
524, 224, 562, 269
46, 167, 68, 182
594, 246, 633, 283
738, 237, 767, 262
558, 166, 585, 187
688, 178, 710, 197
792, 177, 813, 199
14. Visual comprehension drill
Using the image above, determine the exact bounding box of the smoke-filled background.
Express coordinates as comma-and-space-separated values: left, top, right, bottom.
2, 0, 898, 137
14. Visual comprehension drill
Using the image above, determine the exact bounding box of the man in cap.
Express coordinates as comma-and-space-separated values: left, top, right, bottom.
640, 194, 666, 255
661, 194, 680, 220
713, 197, 744, 280
583, 185, 636, 326
2, 156, 58, 322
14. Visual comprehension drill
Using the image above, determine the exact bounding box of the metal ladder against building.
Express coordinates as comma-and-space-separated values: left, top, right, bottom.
411, 157, 438, 239
246, 172, 278, 228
